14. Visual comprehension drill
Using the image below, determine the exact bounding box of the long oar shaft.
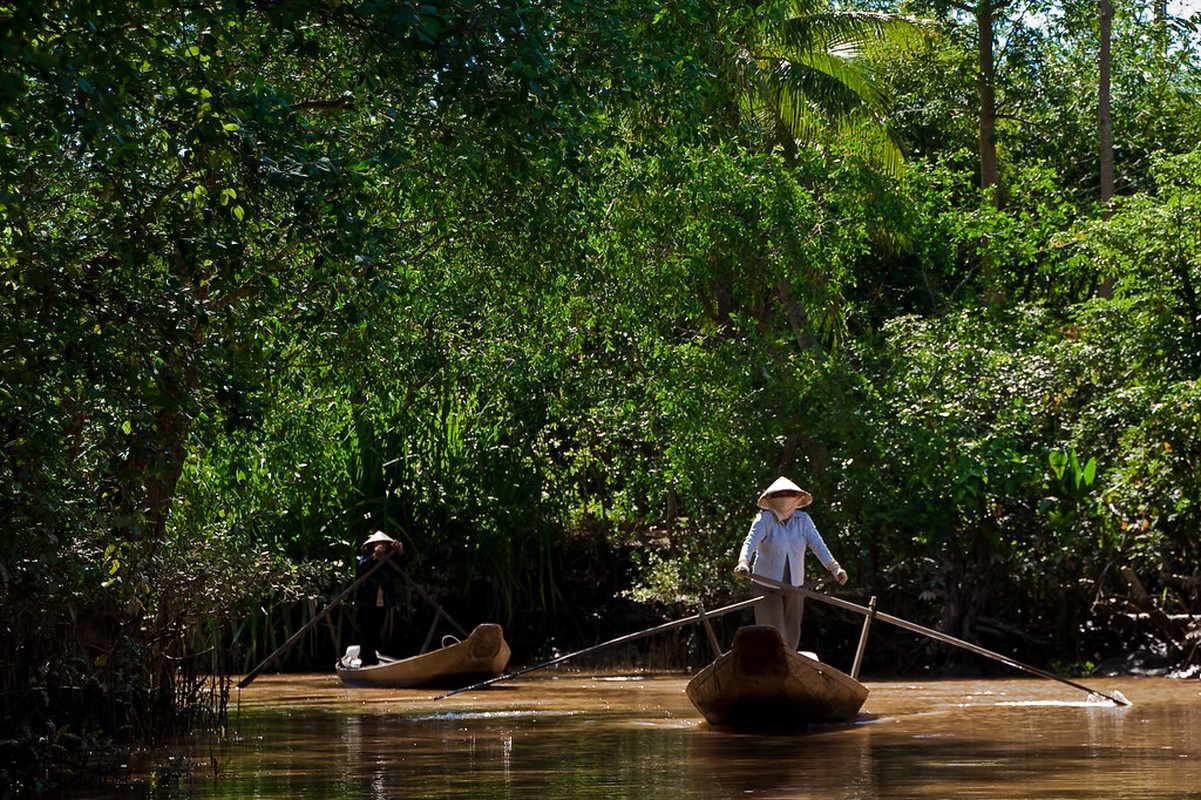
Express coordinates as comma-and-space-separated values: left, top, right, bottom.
435, 596, 762, 699
237, 556, 389, 689
752, 576, 1129, 706
382, 552, 469, 638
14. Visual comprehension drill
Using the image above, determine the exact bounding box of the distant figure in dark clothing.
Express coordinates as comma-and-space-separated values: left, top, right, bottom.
355, 530, 404, 666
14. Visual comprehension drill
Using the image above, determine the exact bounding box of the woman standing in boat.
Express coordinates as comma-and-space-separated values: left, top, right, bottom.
733, 477, 847, 650
354, 530, 404, 666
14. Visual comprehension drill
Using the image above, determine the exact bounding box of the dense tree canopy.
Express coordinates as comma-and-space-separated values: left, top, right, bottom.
3, 0, 1200, 790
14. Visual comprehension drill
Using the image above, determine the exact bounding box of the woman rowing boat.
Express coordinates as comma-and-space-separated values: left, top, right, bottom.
733, 476, 847, 650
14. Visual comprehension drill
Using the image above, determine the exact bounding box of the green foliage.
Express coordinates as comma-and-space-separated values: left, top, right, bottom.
724, 0, 936, 173
886, 0, 1201, 202
1107, 379, 1201, 569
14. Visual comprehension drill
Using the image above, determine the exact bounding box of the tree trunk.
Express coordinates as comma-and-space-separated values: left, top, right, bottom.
1099, 0, 1115, 216
775, 278, 818, 353
1153, 0, 1169, 62
977, 1, 1000, 205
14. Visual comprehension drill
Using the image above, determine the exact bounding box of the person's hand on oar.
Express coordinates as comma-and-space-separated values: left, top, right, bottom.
734, 559, 845, 584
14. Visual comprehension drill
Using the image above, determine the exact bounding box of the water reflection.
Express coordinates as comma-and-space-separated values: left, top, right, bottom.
688, 723, 876, 797
63, 674, 1201, 799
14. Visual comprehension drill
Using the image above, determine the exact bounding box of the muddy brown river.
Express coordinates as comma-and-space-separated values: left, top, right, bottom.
67, 671, 1200, 799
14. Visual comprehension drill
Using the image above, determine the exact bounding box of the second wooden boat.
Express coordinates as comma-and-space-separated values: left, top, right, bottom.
336, 622, 511, 689
686, 625, 868, 727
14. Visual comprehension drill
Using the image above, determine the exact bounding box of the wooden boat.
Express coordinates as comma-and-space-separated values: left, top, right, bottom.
336, 623, 511, 689
686, 625, 868, 727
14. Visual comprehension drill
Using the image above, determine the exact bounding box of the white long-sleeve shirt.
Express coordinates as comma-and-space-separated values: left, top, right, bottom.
738, 510, 838, 587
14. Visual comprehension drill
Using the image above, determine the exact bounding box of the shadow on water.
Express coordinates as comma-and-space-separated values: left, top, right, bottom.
696, 709, 878, 735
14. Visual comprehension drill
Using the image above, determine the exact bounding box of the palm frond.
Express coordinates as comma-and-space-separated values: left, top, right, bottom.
730, 3, 936, 175
766, 52, 891, 117
776, 12, 932, 56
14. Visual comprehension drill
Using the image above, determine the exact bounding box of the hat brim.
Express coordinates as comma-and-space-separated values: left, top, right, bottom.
360, 532, 397, 552
757, 477, 813, 509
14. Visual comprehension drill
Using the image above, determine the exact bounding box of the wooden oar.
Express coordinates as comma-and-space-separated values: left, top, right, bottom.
749, 575, 1130, 706
236, 556, 390, 689
434, 596, 763, 699
382, 551, 470, 640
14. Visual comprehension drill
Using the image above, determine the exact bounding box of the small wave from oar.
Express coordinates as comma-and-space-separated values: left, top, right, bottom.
998, 690, 1131, 708
409, 709, 580, 722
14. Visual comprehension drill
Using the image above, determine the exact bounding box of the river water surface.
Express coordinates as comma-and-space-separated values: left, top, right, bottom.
93, 671, 1201, 799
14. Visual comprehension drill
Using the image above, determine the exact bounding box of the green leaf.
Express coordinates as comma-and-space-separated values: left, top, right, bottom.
1081, 457, 1097, 487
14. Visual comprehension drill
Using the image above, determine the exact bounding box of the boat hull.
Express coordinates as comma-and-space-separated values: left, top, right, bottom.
336, 623, 511, 689
686, 625, 868, 727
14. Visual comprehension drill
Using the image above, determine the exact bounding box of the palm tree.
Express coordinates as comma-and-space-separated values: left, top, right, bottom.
727, 0, 933, 174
